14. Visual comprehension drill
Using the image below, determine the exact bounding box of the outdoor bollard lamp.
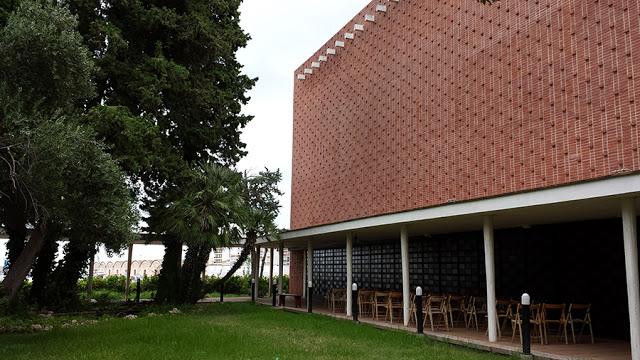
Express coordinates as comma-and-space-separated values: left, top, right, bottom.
416, 287, 424, 334
272, 280, 278, 307
135, 278, 141, 303
307, 281, 313, 313
521, 293, 531, 355
220, 283, 224, 303
352, 283, 359, 322
251, 278, 255, 302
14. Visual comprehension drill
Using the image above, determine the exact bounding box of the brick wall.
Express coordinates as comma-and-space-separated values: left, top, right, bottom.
291, 0, 640, 230
288, 250, 305, 295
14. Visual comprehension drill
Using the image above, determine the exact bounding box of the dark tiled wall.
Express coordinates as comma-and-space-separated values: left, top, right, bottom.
312, 218, 638, 339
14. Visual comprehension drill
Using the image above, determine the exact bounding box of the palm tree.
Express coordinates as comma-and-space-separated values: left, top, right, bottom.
160, 163, 245, 304
218, 169, 282, 289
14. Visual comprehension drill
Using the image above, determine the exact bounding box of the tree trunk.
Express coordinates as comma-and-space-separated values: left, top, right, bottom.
29, 227, 59, 307
155, 239, 182, 304
45, 239, 92, 310
2, 225, 46, 303
218, 230, 256, 284
179, 243, 212, 304
259, 248, 267, 278
5, 212, 27, 266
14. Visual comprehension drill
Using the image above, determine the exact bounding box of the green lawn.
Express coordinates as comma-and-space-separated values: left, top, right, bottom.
0, 303, 511, 359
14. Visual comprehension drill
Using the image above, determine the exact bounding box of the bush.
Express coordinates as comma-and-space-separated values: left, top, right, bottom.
78, 275, 158, 294
201, 275, 289, 298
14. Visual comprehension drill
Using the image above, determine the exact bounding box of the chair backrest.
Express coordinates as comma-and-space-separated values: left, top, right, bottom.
530, 303, 542, 322
389, 291, 403, 305
359, 290, 374, 302
496, 299, 513, 316
429, 295, 448, 310
466, 296, 476, 311
568, 303, 592, 322
374, 291, 389, 305
513, 303, 522, 321
542, 303, 566, 321
449, 295, 465, 310
479, 296, 488, 310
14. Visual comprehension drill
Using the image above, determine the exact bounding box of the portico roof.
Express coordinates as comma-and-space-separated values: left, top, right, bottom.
259, 173, 640, 250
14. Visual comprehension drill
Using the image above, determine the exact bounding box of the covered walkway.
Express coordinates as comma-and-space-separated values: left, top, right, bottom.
257, 298, 631, 360
257, 174, 640, 359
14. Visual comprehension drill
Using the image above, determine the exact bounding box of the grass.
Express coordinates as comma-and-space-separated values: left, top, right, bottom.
0, 302, 511, 360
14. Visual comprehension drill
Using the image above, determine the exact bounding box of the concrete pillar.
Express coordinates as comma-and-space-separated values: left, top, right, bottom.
483, 216, 498, 343
307, 240, 313, 299
302, 250, 307, 298
346, 232, 354, 316
278, 243, 284, 294
401, 225, 410, 326
622, 199, 640, 360
268, 247, 274, 297
124, 243, 133, 301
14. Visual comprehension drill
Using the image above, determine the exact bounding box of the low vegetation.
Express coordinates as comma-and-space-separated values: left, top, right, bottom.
0, 302, 509, 360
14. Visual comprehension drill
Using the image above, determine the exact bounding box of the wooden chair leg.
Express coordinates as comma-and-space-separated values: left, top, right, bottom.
429, 311, 435, 332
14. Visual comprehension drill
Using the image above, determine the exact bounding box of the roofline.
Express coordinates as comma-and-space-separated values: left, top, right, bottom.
273, 173, 640, 242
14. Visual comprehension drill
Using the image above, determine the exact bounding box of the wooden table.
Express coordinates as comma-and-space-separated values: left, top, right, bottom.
279, 293, 302, 308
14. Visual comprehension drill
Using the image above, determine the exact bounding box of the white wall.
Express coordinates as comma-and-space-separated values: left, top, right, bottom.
0, 238, 7, 281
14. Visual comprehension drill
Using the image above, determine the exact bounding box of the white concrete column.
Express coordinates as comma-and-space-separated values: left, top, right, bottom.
622, 199, 640, 360
400, 225, 410, 326
302, 250, 307, 298
483, 216, 498, 343
268, 247, 274, 297
346, 232, 354, 316
278, 243, 284, 294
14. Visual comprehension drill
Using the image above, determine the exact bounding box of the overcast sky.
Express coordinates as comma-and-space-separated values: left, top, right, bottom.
235, 0, 371, 229
0, 1, 371, 266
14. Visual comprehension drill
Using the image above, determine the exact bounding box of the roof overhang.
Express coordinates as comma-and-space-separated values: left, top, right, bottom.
259, 173, 640, 250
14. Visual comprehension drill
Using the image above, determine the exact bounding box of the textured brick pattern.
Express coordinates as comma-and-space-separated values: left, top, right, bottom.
288, 250, 305, 295
291, 0, 640, 230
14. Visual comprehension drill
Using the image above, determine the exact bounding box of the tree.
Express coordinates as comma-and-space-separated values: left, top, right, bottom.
0, 0, 137, 304
56, 0, 257, 301
219, 169, 282, 285
156, 164, 244, 304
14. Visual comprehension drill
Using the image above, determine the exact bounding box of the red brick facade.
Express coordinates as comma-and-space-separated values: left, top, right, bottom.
288, 250, 305, 295
291, 0, 640, 230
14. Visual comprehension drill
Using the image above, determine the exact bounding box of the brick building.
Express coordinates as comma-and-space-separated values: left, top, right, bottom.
258, 1, 640, 357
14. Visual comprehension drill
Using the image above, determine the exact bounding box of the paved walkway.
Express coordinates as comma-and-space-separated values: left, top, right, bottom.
198, 296, 251, 303
256, 298, 631, 360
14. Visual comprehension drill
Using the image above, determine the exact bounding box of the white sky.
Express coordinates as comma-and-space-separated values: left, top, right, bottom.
0, 1, 371, 266
235, 0, 371, 229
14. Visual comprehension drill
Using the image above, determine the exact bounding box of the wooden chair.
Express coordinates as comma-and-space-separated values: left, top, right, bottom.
409, 292, 416, 324
374, 291, 390, 321
466, 296, 487, 331
426, 295, 450, 331
358, 290, 375, 318
495, 299, 515, 338
567, 303, 594, 344
324, 289, 332, 309
511, 303, 544, 345
331, 289, 346, 313
448, 295, 467, 328
541, 303, 569, 344
388, 291, 404, 323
